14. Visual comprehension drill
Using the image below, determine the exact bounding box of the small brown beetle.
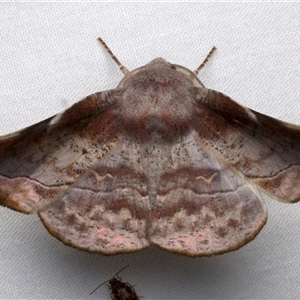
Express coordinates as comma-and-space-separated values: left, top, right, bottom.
90, 265, 140, 300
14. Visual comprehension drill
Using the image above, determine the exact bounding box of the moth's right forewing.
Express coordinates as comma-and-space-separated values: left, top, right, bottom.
196, 89, 300, 203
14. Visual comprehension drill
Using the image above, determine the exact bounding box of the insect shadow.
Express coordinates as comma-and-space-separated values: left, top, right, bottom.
90, 265, 140, 300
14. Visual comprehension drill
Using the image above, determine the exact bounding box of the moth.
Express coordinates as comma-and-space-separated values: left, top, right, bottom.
90, 265, 140, 300
0, 38, 299, 257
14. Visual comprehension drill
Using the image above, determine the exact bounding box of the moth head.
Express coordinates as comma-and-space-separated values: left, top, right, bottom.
116, 58, 206, 141
117, 57, 204, 89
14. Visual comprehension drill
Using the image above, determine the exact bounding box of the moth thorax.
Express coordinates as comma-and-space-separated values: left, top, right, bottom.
119, 77, 197, 141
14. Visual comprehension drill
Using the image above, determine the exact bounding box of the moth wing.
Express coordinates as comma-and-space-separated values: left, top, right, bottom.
149, 130, 267, 256
39, 135, 150, 254
0, 90, 151, 253
0, 90, 121, 213
195, 89, 300, 203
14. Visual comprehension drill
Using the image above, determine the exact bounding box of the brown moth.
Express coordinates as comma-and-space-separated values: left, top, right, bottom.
90, 265, 140, 300
0, 38, 299, 257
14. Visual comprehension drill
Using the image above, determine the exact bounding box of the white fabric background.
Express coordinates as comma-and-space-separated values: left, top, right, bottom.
1, 3, 300, 299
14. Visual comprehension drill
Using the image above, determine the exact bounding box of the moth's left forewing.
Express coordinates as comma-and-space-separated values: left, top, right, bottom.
0, 90, 120, 213
195, 88, 300, 203
0, 87, 153, 254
